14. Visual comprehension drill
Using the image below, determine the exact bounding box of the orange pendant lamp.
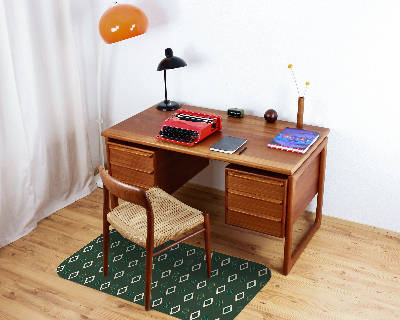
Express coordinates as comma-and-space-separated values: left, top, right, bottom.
99, 3, 148, 44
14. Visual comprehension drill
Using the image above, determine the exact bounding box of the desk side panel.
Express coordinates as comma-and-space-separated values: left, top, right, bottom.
290, 139, 327, 223
154, 150, 209, 194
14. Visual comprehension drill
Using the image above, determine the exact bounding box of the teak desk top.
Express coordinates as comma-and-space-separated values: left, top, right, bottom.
102, 104, 330, 176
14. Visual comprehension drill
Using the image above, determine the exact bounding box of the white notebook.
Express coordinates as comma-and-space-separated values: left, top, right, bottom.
209, 136, 247, 154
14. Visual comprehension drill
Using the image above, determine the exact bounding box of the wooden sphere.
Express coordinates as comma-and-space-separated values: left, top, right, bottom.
264, 109, 278, 123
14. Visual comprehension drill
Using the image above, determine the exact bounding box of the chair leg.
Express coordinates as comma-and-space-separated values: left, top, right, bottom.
103, 219, 110, 276
203, 212, 212, 278
145, 243, 154, 311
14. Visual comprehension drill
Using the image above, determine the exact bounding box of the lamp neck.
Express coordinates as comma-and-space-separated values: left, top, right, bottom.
163, 69, 169, 103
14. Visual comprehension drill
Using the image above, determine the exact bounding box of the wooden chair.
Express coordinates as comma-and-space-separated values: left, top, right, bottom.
99, 166, 211, 311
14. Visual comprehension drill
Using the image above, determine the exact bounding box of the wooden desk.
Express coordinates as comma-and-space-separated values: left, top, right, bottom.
102, 104, 329, 275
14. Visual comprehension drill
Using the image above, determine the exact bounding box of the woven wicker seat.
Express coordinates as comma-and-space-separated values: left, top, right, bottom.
107, 187, 205, 248
99, 166, 211, 311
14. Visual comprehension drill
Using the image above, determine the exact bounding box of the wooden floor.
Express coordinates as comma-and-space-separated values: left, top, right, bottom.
1, 184, 400, 320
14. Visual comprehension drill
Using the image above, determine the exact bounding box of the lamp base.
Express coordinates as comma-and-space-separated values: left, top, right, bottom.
156, 100, 180, 111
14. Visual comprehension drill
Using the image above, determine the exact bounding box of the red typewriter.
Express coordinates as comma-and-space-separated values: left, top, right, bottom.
156, 109, 222, 146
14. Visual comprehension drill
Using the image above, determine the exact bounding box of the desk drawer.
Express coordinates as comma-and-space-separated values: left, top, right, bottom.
226, 208, 283, 237
109, 143, 154, 173
111, 164, 154, 190
227, 190, 284, 221
225, 164, 287, 238
226, 170, 285, 201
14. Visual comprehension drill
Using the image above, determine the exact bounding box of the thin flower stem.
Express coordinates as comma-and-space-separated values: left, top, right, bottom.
289, 65, 309, 97
290, 69, 299, 96
303, 82, 310, 97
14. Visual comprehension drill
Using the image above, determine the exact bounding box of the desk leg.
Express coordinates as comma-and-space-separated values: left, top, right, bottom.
283, 144, 327, 275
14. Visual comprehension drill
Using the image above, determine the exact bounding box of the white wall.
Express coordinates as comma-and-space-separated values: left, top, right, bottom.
79, 0, 400, 233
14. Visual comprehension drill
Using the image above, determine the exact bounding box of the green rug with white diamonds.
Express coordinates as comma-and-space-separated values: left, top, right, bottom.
57, 229, 271, 319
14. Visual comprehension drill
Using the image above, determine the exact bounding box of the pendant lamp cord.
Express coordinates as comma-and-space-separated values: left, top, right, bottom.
96, 40, 105, 171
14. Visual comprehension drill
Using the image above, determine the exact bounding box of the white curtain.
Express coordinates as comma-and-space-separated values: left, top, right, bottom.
0, 0, 96, 247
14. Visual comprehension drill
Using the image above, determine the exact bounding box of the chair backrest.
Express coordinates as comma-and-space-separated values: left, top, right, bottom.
99, 165, 152, 212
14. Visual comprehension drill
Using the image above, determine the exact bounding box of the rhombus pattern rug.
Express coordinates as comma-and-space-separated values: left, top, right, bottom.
57, 229, 271, 320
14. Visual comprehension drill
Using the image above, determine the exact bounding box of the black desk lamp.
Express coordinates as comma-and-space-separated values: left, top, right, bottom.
156, 48, 187, 111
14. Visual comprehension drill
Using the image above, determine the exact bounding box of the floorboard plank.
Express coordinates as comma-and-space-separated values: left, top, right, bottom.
0, 185, 399, 319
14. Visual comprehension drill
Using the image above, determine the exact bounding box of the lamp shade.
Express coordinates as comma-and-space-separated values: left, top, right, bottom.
99, 4, 148, 44
157, 48, 187, 71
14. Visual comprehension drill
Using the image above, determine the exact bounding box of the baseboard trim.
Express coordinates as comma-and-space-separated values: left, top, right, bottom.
182, 183, 400, 239
322, 215, 400, 239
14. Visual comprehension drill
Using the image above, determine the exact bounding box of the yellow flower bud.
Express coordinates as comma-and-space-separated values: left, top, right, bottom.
288, 64, 292, 68
306, 82, 310, 85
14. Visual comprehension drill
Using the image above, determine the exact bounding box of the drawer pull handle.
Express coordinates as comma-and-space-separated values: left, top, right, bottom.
228, 172, 283, 186
229, 207, 282, 222
228, 190, 282, 205
110, 145, 153, 158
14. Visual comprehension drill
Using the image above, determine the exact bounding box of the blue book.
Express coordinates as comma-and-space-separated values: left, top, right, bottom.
267, 127, 319, 154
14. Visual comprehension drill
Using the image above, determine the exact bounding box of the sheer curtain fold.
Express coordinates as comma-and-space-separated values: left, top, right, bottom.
0, 0, 96, 248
